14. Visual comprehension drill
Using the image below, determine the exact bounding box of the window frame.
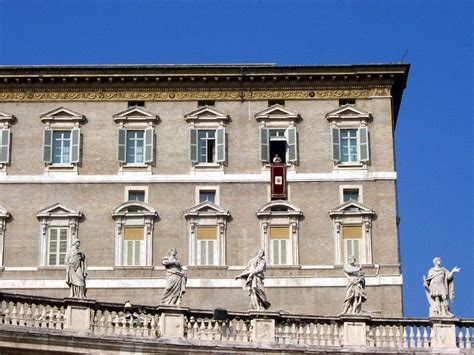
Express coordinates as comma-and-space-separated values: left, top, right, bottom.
0, 110, 14, 171
339, 185, 363, 204
124, 186, 149, 203
196, 186, 219, 205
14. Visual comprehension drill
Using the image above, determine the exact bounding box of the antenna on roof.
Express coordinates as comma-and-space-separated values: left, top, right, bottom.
400, 50, 408, 63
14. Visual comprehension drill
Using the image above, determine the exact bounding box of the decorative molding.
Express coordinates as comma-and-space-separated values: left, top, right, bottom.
0, 88, 392, 102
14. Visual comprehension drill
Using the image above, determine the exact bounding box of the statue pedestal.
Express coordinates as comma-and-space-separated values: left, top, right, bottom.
430, 317, 459, 349
340, 315, 371, 347
248, 310, 279, 343
156, 305, 189, 338
63, 298, 96, 332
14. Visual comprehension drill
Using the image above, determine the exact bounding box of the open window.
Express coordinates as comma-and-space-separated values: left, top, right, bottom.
0, 110, 15, 174
36, 203, 83, 266
113, 106, 160, 171
256, 200, 303, 266
255, 104, 301, 167
326, 105, 372, 167
184, 201, 230, 266
329, 200, 375, 265
40, 107, 86, 172
112, 201, 158, 266
185, 106, 229, 170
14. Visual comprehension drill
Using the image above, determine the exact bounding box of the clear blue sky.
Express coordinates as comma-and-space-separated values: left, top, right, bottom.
0, 0, 472, 317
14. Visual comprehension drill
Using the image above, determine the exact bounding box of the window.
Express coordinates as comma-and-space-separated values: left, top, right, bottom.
255, 105, 301, 167
199, 190, 216, 203
343, 189, 359, 202
339, 99, 356, 106
128, 101, 145, 107
40, 107, 85, 168
128, 190, 146, 202
269, 226, 290, 265
185, 106, 229, 168
329, 200, 375, 265
184, 202, 230, 266
326, 105, 372, 166
0, 206, 10, 268
268, 99, 285, 106
36, 203, 82, 267
257, 201, 303, 266
196, 226, 217, 265
112, 202, 158, 267
198, 100, 215, 107
125, 186, 149, 203
123, 227, 145, 266
0, 111, 14, 168
113, 106, 160, 169
47, 227, 68, 266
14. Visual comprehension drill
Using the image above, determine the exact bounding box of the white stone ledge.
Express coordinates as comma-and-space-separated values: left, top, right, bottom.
0, 171, 397, 184
0, 275, 402, 289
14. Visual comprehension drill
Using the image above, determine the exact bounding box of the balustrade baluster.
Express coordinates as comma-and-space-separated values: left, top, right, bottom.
422, 327, 429, 349
466, 327, 472, 349
11, 302, 17, 326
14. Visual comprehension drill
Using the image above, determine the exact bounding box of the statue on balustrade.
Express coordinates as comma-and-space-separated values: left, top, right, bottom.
160, 248, 187, 306
342, 255, 367, 315
235, 249, 271, 311
423, 257, 460, 317
65, 239, 87, 298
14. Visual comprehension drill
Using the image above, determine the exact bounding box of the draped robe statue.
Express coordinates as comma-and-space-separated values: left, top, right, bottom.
423, 257, 460, 317
65, 239, 87, 298
235, 249, 271, 311
342, 255, 367, 314
160, 248, 187, 306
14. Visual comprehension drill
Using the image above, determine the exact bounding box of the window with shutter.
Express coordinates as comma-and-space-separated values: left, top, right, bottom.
0, 129, 10, 164
123, 227, 145, 266
144, 127, 154, 163
70, 128, 80, 163
260, 127, 270, 162
189, 128, 198, 163
342, 225, 363, 263
359, 127, 369, 162
47, 227, 68, 266
216, 127, 225, 163
43, 129, 53, 163
269, 226, 290, 265
196, 226, 217, 265
286, 127, 297, 162
117, 128, 127, 163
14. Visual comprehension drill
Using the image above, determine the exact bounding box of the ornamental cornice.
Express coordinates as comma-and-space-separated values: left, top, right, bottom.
0, 87, 391, 102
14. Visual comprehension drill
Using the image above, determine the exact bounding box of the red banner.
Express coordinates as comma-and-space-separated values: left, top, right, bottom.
271, 163, 286, 199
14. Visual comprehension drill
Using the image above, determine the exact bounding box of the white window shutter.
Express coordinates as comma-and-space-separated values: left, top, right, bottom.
117, 127, 127, 163
331, 127, 341, 162
70, 128, 81, 164
42, 128, 53, 163
0, 128, 10, 164
189, 128, 198, 163
216, 127, 225, 163
359, 127, 369, 162
260, 127, 269, 162
286, 127, 297, 162
144, 127, 154, 163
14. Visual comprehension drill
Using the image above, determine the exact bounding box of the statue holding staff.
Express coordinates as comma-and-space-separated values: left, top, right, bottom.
160, 248, 187, 306
342, 255, 367, 315
235, 249, 271, 311
65, 239, 87, 298
423, 257, 460, 317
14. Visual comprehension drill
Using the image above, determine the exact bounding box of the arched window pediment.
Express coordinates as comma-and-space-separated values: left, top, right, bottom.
112, 201, 158, 218
257, 200, 303, 218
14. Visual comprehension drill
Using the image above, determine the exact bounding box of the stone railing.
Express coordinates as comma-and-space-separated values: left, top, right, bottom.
0, 292, 472, 353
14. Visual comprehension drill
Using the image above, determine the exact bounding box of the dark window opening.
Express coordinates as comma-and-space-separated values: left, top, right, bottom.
268, 99, 285, 106
198, 100, 215, 107
199, 190, 216, 203
207, 140, 215, 163
270, 206, 288, 211
128, 190, 145, 202
339, 99, 355, 106
128, 101, 145, 107
270, 141, 286, 163
343, 189, 359, 202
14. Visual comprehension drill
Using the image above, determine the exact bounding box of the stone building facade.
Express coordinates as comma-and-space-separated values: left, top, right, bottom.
0, 64, 409, 316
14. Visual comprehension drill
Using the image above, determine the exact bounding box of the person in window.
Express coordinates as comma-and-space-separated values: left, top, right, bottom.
272, 154, 282, 163
235, 249, 271, 310
160, 248, 187, 306
65, 239, 87, 299
342, 255, 367, 314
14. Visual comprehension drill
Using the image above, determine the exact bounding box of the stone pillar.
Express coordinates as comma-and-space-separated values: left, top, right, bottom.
157, 305, 188, 339
63, 298, 96, 332
430, 317, 459, 350
340, 315, 371, 347
249, 310, 279, 343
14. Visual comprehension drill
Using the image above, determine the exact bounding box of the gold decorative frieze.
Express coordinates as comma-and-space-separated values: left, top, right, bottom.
0, 87, 391, 102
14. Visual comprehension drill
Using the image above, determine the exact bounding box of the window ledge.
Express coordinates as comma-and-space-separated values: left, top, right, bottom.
186, 265, 228, 270
267, 264, 301, 269
118, 163, 152, 175
113, 265, 154, 270
334, 162, 367, 169
191, 162, 224, 173
45, 163, 77, 170
37, 266, 65, 270
193, 163, 222, 168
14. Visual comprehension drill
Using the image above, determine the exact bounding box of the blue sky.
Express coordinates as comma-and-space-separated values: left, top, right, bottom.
0, 0, 472, 317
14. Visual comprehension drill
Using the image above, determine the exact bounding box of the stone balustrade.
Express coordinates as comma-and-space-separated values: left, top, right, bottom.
0, 292, 472, 353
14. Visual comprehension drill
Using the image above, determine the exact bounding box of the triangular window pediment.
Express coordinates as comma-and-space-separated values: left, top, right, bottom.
0, 110, 15, 125
36, 202, 82, 219
113, 106, 159, 123
255, 104, 300, 122
0, 205, 9, 219
326, 105, 371, 121
184, 201, 230, 218
184, 106, 229, 123
329, 200, 374, 216
40, 107, 85, 124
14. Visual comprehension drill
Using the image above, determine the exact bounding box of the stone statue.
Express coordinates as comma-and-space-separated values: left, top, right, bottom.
65, 239, 87, 298
235, 249, 271, 311
423, 257, 460, 317
342, 255, 367, 315
160, 248, 187, 306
